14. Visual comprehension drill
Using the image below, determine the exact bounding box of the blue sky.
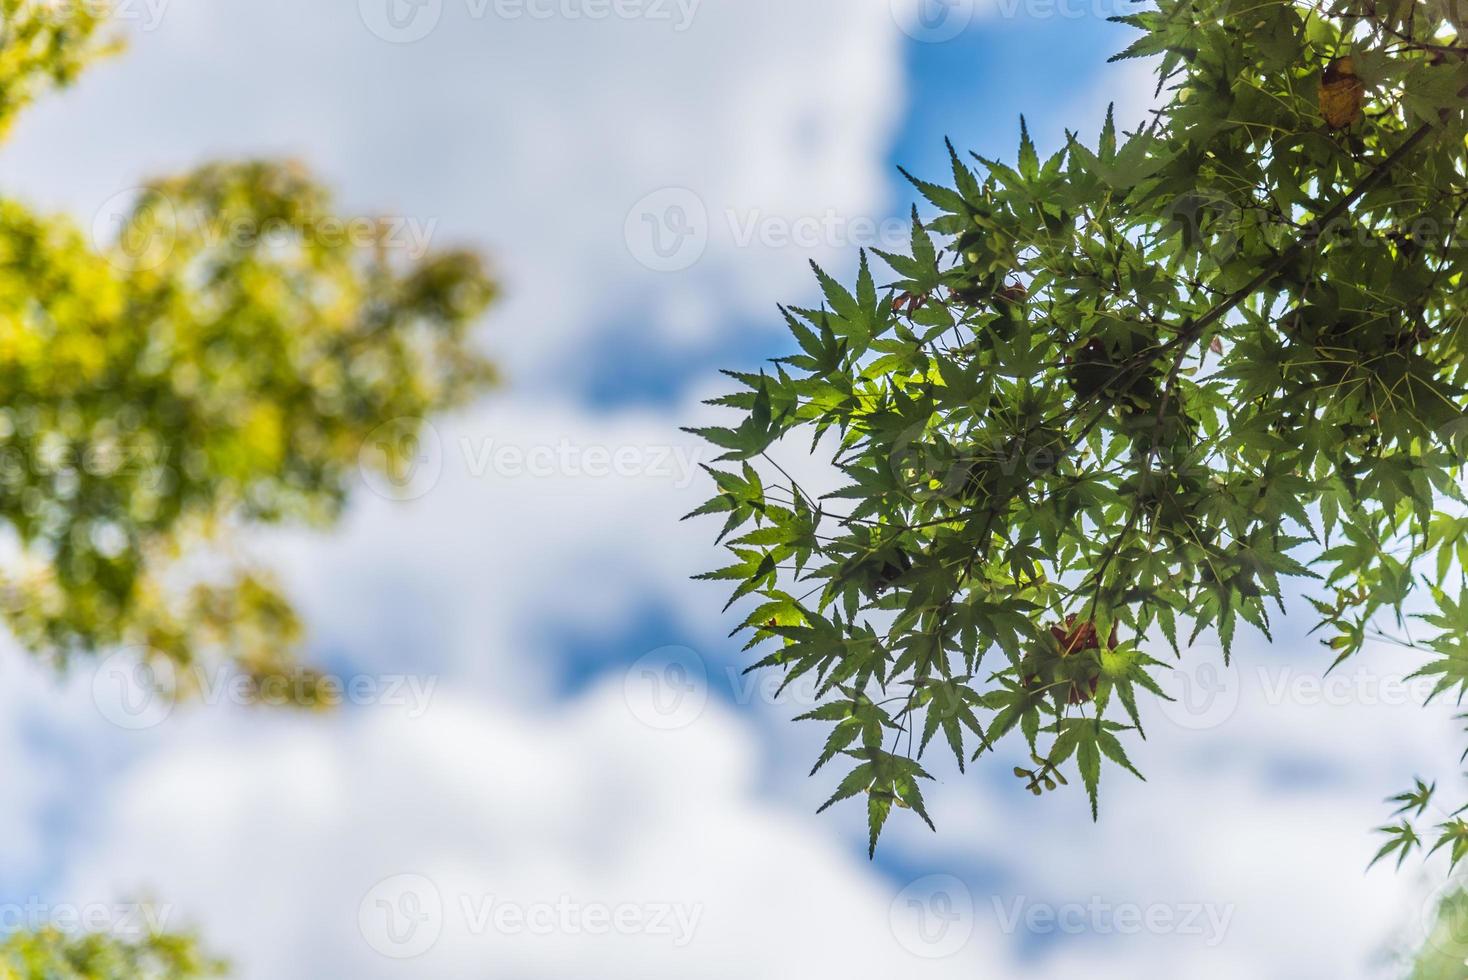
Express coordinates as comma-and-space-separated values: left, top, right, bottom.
0, 1, 1458, 977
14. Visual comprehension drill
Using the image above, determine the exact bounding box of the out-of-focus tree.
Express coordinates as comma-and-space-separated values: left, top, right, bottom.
0, 1, 496, 971
0, 1, 496, 689
0, 926, 225, 980
1410, 888, 1468, 979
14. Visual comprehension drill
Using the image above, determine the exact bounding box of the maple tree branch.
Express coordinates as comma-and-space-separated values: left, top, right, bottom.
1164, 117, 1441, 356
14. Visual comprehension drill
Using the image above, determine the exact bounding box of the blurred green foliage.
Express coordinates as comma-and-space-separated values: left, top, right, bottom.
0, 3, 497, 970
0, 927, 225, 980
1412, 888, 1468, 979
0, 2, 496, 691
0, 0, 115, 139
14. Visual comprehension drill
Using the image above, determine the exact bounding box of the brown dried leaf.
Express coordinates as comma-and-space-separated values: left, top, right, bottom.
1320, 57, 1365, 130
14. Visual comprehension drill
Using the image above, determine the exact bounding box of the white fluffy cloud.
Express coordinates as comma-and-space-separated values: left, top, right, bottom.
0, 0, 904, 379
52, 684, 1009, 979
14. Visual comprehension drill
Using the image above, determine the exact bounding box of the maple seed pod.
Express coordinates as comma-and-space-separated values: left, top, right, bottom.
1050, 613, 1118, 655
1320, 57, 1365, 130
891, 291, 927, 316
1014, 766, 1031, 779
